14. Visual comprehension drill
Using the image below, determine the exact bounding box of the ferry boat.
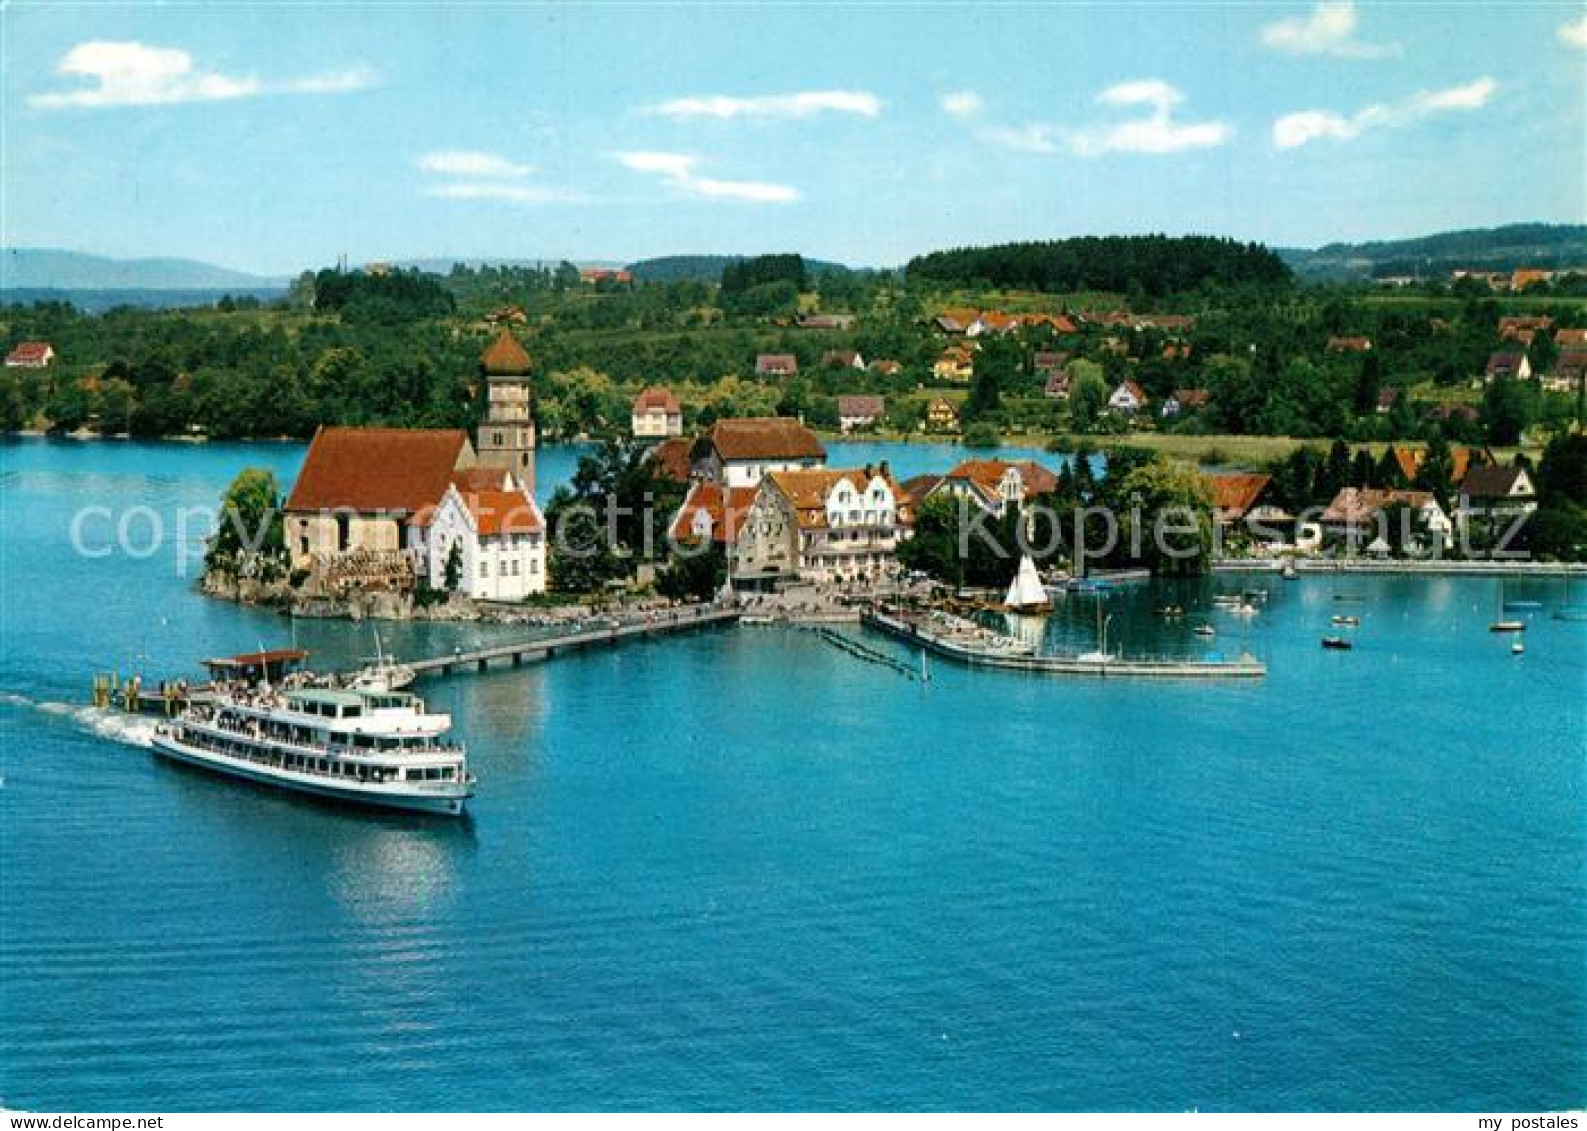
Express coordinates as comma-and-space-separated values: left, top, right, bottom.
152, 682, 474, 816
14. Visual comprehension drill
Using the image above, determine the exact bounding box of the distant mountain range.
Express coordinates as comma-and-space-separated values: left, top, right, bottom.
1277, 223, 1587, 282
3, 248, 288, 292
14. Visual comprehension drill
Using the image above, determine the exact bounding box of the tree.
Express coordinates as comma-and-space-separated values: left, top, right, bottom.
204, 468, 287, 580
1317, 439, 1352, 502
657, 543, 726, 600
1068, 364, 1108, 431
1352, 354, 1383, 416
1482, 375, 1530, 446
1414, 433, 1454, 506
444, 543, 463, 591
1115, 457, 1216, 576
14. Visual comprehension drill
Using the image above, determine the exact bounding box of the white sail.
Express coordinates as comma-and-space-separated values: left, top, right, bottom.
1005, 555, 1049, 610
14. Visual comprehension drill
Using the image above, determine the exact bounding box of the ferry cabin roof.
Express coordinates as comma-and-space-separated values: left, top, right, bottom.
229, 687, 452, 738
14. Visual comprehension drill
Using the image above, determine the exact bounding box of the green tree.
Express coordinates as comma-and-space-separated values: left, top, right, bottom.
205, 468, 287, 580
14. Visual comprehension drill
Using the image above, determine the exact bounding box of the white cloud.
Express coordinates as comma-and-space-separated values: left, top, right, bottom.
940, 91, 983, 119
1260, 1, 1400, 58
422, 182, 580, 205
955, 79, 1230, 157
417, 151, 534, 179
27, 40, 375, 109
612, 151, 798, 203
1563, 14, 1587, 48
1273, 77, 1497, 149
643, 91, 880, 119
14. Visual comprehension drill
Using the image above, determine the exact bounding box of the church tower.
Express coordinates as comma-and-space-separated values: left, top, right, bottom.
476, 329, 537, 494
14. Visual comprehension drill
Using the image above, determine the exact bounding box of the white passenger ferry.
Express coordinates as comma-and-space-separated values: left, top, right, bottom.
152, 671, 474, 816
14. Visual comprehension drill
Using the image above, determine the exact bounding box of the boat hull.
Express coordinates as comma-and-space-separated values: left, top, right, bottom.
151, 734, 471, 816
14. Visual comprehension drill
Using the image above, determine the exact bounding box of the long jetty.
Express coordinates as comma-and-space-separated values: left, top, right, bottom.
861, 609, 1266, 680
407, 605, 741, 677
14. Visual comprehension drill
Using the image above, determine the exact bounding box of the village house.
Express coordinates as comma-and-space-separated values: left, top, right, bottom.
926, 458, 1058, 519
1392, 444, 1491, 487
1425, 403, 1480, 427
1321, 487, 1453, 554
924, 396, 960, 432
631, 386, 683, 439
1500, 315, 1553, 341
933, 309, 980, 335
1457, 464, 1538, 535
1107, 380, 1148, 415
1161, 388, 1210, 418
410, 468, 546, 601
1042, 370, 1071, 399
690, 417, 826, 488
645, 436, 694, 483
1326, 336, 1373, 353
1485, 351, 1532, 382
579, 267, 633, 285
1202, 472, 1282, 533
796, 313, 856, 330
869, 358, 903, 377
1376, 387, 1401, 414
1552, 347, 1587, 391
1162, 341, 1193, 361
1554, 328, 1587, 349
836, 395, 885, 434
755, 353, 799, 378
1510, 268, 1552, 291
283, 427, 478, 573
822, 349, 866, 371
668, 481, 760, 574
732, 466, 912, 587
1032, 350, 1070, 375
933, 346, 975, 382
5, 341, 55, 368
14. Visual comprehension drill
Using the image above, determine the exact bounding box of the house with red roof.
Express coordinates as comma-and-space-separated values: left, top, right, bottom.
926, 458, 1058, 518
284, 427, 478, 571
631, 386, 683, 439
5, 341, 55, 368
690, 417, 826, 488
733, 465, 913, 586
755, 353, 799, 378
1107, 380, 1148, 415
1161, 388, 1210, 418
411, 468, 546, 600
836, 395, 885, 433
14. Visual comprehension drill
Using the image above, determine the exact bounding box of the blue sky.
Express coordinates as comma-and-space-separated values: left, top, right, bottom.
3, 2, 1584, 275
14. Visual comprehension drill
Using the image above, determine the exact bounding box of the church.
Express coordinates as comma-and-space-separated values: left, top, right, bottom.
281, 331, 546, 598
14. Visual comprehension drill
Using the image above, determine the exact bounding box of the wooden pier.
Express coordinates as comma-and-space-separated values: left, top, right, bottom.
405, 605, 742, 678
862, 609, 1267, 680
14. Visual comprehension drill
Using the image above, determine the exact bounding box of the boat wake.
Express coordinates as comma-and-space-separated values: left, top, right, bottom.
0, 691, 160, 748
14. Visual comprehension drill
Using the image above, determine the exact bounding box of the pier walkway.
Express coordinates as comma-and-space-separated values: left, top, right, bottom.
862, 609, 1266, 680
407, 605, 742, 678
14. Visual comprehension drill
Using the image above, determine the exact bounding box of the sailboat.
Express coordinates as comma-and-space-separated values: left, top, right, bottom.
1489, 579, 1525, 633
1004, 554, 1052, 613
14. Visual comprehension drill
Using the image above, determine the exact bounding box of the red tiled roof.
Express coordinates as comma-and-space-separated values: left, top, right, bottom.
285, 427, 471, 514
647, 436, 694, 482
756, 353, 799, 374
1202, 472, 1270, 520
462, 488, 544, 536
1172, 387, 1210, 407
1554, 328, 1587, 348
837, 395, 884, 417
1322, 487, 1438, 525
481, 330, 532, 377
765, 467, 912, 530
1115, 380, 1148, 404
1327, 336, 1372, 352
942, 458, 1058, 500
6, 341, 53, 364
633, 386, 681, 414
697, 417, 825, 462
669, 483, 759, 544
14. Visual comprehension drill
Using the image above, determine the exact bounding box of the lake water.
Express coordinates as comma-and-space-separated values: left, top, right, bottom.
1, 437, 1583, 1111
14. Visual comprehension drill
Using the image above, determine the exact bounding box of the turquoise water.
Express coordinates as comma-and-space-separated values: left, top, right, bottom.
1, 437, 1583, 1111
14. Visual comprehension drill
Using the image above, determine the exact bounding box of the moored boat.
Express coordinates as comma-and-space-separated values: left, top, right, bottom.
1321, 636, 1353, 650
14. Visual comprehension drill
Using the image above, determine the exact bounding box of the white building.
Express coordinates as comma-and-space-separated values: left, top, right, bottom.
631, 386, 683, 438
690, 417, 827, 489
1108, 380, 1148, 415
410, 469, 546, 601
732, 467, 912, 587
925, 458, 1059, 518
